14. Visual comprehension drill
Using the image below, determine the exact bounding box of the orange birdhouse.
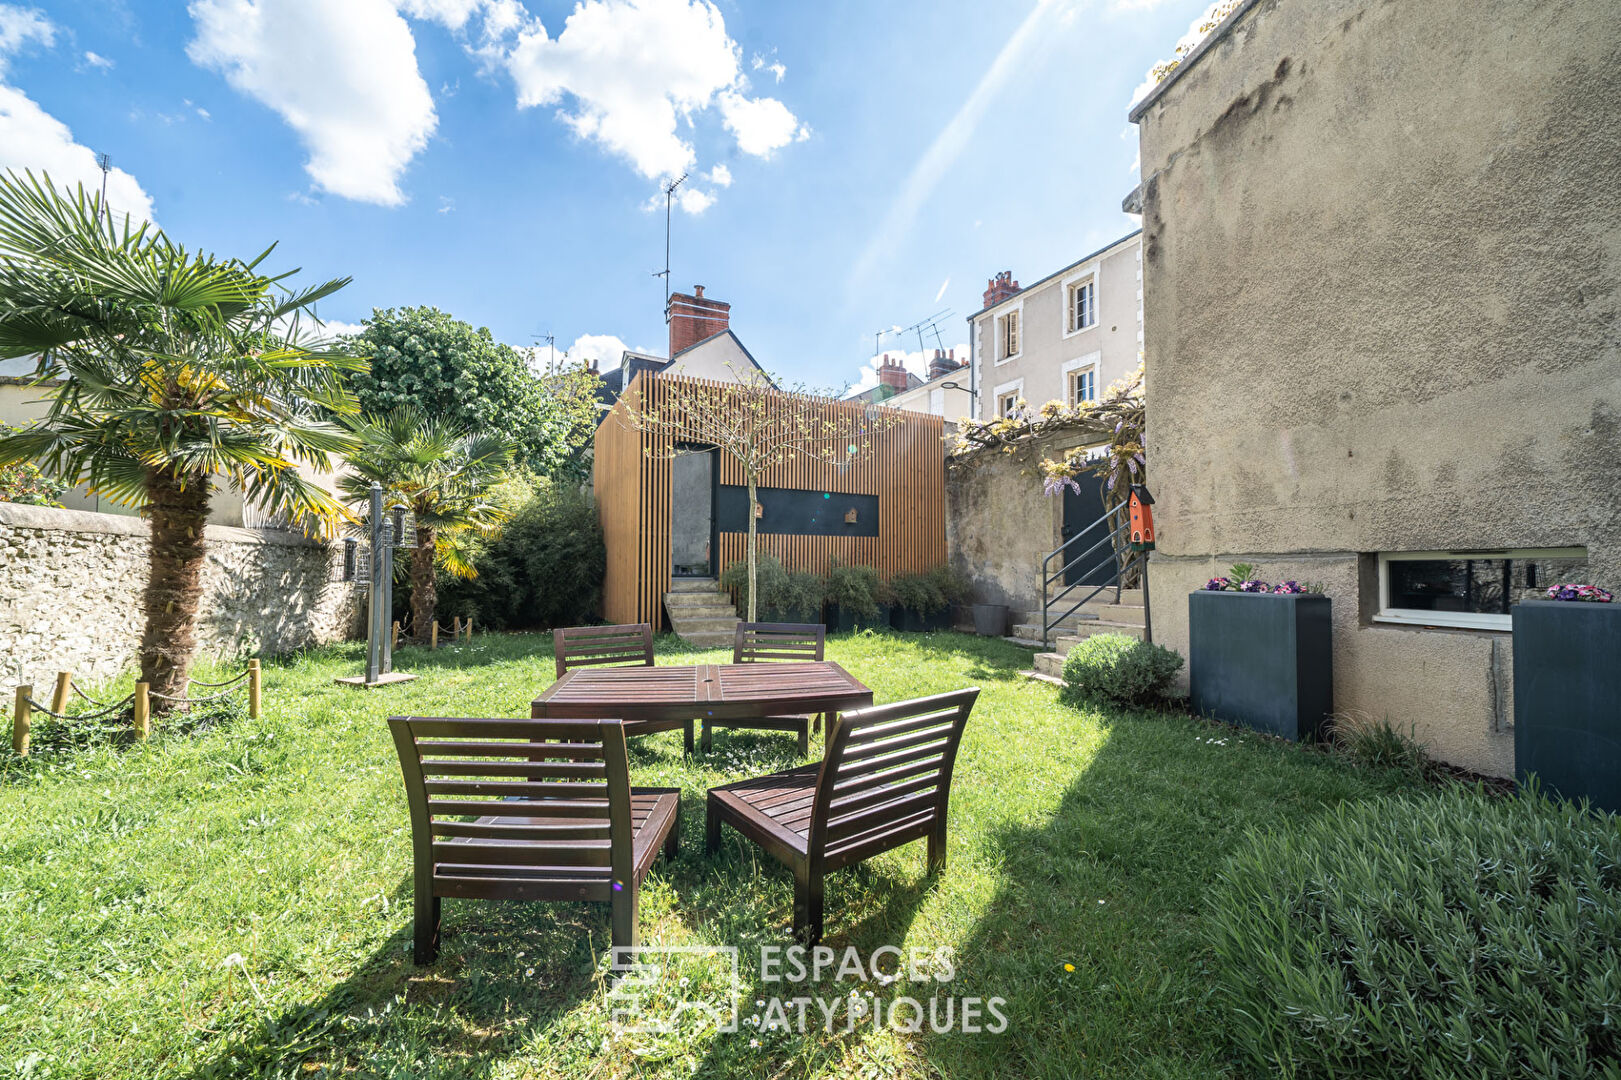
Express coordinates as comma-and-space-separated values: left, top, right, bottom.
1128, 485, 1156, 551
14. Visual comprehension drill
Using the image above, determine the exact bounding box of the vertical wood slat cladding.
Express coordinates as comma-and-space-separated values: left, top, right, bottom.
597, 372, 945, 629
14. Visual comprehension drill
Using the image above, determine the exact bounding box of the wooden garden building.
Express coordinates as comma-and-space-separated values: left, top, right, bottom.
593, 369, 946, 630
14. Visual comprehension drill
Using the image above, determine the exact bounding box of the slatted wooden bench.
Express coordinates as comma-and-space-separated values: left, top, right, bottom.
699, 623, 827, 755
389, 716, 681, 964
704, 688, 978, 944
553, 623, 655, 678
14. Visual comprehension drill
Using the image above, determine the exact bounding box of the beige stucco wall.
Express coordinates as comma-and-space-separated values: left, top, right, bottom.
665, 333, 762, 385
1132, 0, 1621, 776
972, 233, 1142, 421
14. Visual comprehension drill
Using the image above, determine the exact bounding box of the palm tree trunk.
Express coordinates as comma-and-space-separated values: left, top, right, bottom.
139, 469, 211, 711
410, 523, 437, 644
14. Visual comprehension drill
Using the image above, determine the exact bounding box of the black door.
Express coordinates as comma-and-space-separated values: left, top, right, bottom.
1060, 478, 1112, 587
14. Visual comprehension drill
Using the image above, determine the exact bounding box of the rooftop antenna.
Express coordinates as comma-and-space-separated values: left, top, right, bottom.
871, 324, 902, 360
901, 308, 954, 354
655, 173, 687, 317
95, 152, 112, 222
539, 332, 558, 375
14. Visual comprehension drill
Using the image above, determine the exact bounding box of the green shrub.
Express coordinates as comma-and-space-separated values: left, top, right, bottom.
721, 554, 788, 618
927, 563, 972, 608
1059, 633, 1182, 706
1209, 788, 1621, 1079
780, 570, 826, 622
433, 480, 604, 630
1334, 712, 1428, 779
826, 560, 882, 622
0, 424, 66, 507
888, 570, 946, 615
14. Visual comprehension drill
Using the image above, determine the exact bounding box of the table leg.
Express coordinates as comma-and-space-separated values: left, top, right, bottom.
684, 720, 695, 755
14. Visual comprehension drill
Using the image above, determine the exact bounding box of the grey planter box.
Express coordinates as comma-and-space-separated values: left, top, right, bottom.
1189, 591, 1333, 741
1511, 600, 1621, 811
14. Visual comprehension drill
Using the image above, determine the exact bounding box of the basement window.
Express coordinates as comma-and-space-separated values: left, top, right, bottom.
1374, 548, 1588, 631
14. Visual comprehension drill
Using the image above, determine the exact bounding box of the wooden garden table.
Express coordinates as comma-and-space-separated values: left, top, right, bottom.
530, 661, 874, 755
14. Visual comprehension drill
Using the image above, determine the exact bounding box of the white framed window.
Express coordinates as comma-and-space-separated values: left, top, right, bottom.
1374, 548, 1588, 631
993, 303, 1022, 363
1061, 352, 1101, 407
1062, 268, 1098, 338
991, 377, 1025, 419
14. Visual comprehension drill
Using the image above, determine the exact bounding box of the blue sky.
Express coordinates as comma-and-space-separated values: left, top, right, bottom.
0, 0, 1209, 389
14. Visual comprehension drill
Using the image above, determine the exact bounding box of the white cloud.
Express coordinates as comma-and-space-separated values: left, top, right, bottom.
750, 52, 784, 83
706, 162, 731, 187
676, 186, 713, 214
501, 0, 802, 185
0, 8, 156, 222
0, 4, 52, 73
716, 89, 806, 157
436, 194, 455, 213
845, 343, 970, 396
853, 0, 1074, 285
565, 333, 630, 370
81, 50, 113, 70
188, 0, 438, 207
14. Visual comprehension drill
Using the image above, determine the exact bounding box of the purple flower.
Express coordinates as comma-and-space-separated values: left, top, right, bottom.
1204, 578, 1231, 591
1547, 583, 1614, 603
1237, 579, 1270, 593
1272, 581, 1304, 594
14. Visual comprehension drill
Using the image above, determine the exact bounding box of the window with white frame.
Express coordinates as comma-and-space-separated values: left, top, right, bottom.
1069, 365, 1097, 405
996, 309, 1020, 361
1374, 548, 1588, 630
1068, 277, 1097, 332
997, 390, 1022, 417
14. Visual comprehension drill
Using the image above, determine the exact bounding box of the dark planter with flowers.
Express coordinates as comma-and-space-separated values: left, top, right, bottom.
1189, 582, 1333, 741
1511, 589, 1620, 811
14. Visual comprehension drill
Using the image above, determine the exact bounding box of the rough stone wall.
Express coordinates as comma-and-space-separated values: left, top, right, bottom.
0, 503, 362, 690
945, 430, 1100, 617
1132, 0, 1621, 776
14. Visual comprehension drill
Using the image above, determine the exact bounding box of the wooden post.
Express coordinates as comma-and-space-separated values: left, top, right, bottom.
248, 660, 262, 720
12, 684, 31, 757
466, 616, 474, 642
133, 682, 150, 741
453, 616, 462, 640
50, 671, 72, 714
392, 621, 400, 651
430, 621, 438, 650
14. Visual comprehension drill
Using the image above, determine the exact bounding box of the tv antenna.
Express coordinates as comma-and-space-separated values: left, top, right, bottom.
654, 173, 687, 315
901, 308, 955, 354
871, 324, 902, 359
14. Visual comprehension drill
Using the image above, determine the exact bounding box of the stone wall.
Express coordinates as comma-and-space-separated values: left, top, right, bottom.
1130, 0, 1621, 776
0, 502, 362, 690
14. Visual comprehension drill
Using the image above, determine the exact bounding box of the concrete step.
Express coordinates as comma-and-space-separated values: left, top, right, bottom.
1033, 652, 1067, 679
668, 577, 722, 593
1003, 635, 1047, 649
1053, 621, 1145, 653
1011, 620, 1091, 640
664, 593, 735, 612
1091, 603, 1146, 626
668, 614, 739, 634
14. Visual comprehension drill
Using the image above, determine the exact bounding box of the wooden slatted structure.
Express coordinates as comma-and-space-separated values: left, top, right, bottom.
705, 687, 979, 943
553, 623, 655, 678
388, 716, 681, 963
594, 370, 946, 628
699, 622, 830, 754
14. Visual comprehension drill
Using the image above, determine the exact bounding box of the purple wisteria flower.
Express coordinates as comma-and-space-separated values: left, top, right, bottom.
1546, 583, 1614, 603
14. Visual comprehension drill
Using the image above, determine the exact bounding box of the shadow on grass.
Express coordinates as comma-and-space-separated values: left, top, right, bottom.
180, 874, 610, 1079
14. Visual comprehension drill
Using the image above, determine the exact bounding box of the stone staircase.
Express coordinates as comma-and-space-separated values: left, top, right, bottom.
1017, 589, 1147, 679
663, 578, 740, 648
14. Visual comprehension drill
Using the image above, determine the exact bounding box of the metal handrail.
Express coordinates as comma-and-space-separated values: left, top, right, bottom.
1040, 506, 1140, 649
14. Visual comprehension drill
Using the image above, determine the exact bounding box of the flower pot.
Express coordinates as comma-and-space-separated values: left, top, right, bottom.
971, 603, 1009, 637
1511, 600, 1621, 811
891, 606, 952, 633
826, 603, 888, 632
1189, 591, 1333, 741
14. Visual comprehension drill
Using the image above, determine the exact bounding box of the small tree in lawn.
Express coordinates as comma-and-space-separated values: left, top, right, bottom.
617, 369, 900, 621
338, 407, 518, 643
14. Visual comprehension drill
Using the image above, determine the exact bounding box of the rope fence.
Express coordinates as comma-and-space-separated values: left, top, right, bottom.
11, 660, 262, 757
390, 615, 476, 651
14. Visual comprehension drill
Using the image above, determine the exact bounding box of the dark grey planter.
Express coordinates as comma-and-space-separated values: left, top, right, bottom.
891, 606, 952, 633
1189, 591, 1333, 741
971, 603, 1009, 637
826, 603, 888, 632
1511, 600, 1621, 811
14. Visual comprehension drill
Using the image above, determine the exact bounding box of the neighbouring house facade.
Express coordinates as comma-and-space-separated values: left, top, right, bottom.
968, 231, 1142, 425
846, 349, 974, 419
1130, 0, 1621, 776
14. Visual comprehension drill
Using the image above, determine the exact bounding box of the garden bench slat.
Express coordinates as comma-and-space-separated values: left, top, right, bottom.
390, 715, 680, 965
706, 688, 978, 943
553, 623, 655, 678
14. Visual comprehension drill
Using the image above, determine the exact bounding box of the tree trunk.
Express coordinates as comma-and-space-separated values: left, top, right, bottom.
139, 469, 211, 711
746, 474, 758, 622
410, 523, 437, 644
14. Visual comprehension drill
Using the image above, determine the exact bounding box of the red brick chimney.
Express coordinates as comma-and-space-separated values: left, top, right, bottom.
982, 270, 1020, 309
926, 348, 964, 381
667, 284, 731, 357
877, 354, 911, 393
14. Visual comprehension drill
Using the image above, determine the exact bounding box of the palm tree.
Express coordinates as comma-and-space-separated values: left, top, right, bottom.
338, 407, 517, 643
0, 171, 363, 707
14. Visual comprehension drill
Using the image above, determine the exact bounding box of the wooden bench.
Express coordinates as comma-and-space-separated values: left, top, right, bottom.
389, 716, 681, 964
699, 623, 827, 755
704, 688, 978, 944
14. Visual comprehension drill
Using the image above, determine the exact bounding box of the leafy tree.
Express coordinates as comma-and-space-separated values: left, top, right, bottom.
339, 406, 516, 642
0, 425, 66, 506
345, 306, 599, 478
0, 171, 360, 707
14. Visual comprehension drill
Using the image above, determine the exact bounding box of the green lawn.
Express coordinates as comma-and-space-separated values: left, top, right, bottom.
0, 631, 1419, 1079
